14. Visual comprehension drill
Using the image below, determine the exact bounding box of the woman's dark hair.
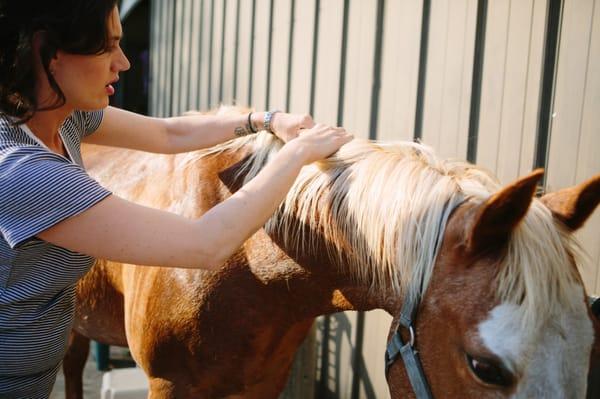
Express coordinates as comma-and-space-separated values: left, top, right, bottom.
0, 0, 118, 124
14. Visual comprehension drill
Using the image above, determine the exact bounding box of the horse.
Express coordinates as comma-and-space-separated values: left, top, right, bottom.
63, 108, 600, 398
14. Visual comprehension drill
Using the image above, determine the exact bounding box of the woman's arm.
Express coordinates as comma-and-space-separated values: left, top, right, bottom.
39, 125, 351, 270
83, 106, 313, 153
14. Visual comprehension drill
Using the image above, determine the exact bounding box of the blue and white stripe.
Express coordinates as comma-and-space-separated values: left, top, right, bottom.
0, 110, 110, 398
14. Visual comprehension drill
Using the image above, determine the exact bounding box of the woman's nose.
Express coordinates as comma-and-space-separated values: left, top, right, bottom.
113, 48, 131, 72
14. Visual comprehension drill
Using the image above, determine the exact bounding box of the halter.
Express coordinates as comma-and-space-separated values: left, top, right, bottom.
384, 198, 465, 399
385, 289, 433, 398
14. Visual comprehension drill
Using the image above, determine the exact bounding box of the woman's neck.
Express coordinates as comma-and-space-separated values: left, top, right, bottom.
26, 108, 72, 155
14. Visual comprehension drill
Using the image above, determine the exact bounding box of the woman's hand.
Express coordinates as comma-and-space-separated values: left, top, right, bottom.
267, 112, 315, 142
282, 124, 353, 164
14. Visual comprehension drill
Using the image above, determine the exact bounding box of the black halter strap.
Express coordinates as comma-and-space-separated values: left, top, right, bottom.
384, 197, 465, 399
385, 290, 433, 399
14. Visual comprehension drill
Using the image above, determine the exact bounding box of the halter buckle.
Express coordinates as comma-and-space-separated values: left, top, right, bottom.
406, 324, 415, 347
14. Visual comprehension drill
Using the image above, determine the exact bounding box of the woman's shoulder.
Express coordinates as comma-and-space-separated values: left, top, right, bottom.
0, 113, 28, 149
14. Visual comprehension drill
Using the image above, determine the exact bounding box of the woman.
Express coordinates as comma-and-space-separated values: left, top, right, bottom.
0, 1, 352, 397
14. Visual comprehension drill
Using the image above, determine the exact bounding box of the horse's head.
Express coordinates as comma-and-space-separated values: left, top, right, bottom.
387, 171, 600, 398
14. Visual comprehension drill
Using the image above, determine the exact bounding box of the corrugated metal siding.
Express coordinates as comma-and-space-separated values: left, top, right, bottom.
147, 1, 600, 398
546, 0, 600, 303
476, 0, 547, 182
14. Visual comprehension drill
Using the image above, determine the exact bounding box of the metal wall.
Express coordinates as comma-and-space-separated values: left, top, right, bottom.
148, 1, 600, 397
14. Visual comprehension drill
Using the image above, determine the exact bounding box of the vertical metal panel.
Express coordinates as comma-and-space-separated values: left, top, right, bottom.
209, 0, 224, 108
188, 0, 203, 110
167, 0, 177, 116
232, 0, 241, 101
496, 0, 546, 183
199, 0, 213, 110
285, 0, 297, 112
466, 0, 487, 162
518, 0, 548, 177
222, 0, 238, 104
579, 2, 600, 295
172, 0, 184, 115
368, 0, 385, 140
534, 0, 564, 175
250, 0, 272, 110
309, 0, 320, 117
378, 0, 423, 142
356, 310, 392, 399
265, 0, 275, 108
312, 0, 345, 125
268, 0, 293, 110
421, 0, 478, 159
546, 0, 600, 294
546, 0, 592, 187
159, 0, 170, 117
341, 0, 378, 139
439, 0, 477, 159
336, 0, 350, 127
179, 0, 194, 112
477, 0, 547, 184
413, 0, 431, 142
288, 0, 316, 114
422, 0, 457, 148
149, 0, 159, 116
475, 0, 509, 173
247, 0, 257, 106
154, 0, 161, 116
234, 0, 253, 107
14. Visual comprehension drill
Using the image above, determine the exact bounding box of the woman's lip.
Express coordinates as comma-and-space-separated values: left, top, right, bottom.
106, 84, 115, 95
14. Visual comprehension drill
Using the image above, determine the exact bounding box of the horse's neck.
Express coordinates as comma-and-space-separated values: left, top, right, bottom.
209, 146, 393, 317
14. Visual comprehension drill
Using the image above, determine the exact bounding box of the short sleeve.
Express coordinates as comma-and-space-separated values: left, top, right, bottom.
0, 146, 111, 248
72, 109, 105, 138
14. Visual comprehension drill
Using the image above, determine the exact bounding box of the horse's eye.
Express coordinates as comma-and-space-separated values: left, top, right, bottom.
466, 354, 514, 387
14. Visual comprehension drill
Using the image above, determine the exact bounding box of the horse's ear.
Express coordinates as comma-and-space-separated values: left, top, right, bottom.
540, 174, 600, 231
466, 169, 544, 254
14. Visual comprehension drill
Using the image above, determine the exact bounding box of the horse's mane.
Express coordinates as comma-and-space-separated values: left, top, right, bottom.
183, 107, 583, 330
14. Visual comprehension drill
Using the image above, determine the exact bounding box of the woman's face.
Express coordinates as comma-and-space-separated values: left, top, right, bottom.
50, 6, 130, 111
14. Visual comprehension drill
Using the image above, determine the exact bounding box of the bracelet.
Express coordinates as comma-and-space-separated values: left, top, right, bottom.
263, 110, 281, 134
247, 112, 257, 133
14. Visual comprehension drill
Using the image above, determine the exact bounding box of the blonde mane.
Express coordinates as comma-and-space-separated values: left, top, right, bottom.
184, 116, 583, 329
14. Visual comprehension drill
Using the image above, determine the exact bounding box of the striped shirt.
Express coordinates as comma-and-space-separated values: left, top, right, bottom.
0, 110, 111, 398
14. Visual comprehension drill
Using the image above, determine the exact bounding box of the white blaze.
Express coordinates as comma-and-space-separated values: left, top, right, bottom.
478, 286, 593, 398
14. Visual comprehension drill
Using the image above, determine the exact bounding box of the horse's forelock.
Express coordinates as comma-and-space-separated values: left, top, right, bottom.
496, 200, 585, 332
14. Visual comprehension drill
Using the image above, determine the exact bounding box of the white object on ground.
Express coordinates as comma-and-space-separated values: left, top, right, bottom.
101, 368, 149, 399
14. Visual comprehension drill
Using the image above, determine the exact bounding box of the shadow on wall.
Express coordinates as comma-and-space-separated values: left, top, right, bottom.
316, 313, 378, 399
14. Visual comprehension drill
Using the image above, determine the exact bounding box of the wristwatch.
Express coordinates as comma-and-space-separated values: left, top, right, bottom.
264, 110, 281, 134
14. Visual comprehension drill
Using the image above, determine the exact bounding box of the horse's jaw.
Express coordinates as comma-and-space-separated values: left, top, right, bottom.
477, 285, 594, 398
